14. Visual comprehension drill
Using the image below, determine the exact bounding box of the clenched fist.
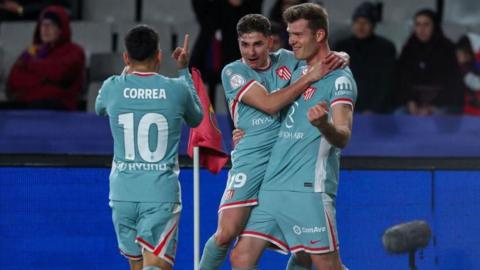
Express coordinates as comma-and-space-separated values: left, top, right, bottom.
307, 101, 329, 127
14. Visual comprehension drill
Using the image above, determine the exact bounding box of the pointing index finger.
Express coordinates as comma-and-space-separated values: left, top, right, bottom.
183, 34, 189, 52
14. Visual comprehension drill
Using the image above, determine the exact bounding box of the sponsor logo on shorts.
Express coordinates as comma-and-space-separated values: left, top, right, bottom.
310, 240, 321, 244
293, 225, 327, 235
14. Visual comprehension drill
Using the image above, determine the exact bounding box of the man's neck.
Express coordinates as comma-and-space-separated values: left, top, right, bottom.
128, 63, 159, 73
306, 43, 330, 66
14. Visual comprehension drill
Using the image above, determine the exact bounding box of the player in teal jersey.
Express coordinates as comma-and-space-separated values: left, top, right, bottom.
230, 4, 357, 270
95, 25, 203, 270
199, 14, 349, 270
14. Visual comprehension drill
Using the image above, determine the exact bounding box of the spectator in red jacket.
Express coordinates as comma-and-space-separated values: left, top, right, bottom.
6, 5, 85, 110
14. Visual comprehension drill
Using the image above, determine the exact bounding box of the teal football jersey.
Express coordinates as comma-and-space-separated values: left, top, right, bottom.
96, 69, 203, 203
218, 49, 299, 207
222, 49, 299, 160
261, 65, 357, 197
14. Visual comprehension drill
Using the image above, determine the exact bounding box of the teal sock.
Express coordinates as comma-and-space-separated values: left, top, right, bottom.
286, 254, 310, 270
199, 235, 229, 270
142, 267, 162, 270
232, 267, 259, 270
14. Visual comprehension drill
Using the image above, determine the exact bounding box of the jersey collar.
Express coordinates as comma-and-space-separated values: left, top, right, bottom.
131, 71, 158, 77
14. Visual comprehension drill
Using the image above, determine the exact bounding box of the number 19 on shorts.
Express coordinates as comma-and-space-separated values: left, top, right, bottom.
227, 173, 247, 189
118, 112, 169, 162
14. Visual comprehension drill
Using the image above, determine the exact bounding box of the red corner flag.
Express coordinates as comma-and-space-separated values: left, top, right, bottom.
187, 68, 230, 174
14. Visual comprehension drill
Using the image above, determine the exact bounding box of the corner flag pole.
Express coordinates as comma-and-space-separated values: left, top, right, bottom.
193, 146, 200, 270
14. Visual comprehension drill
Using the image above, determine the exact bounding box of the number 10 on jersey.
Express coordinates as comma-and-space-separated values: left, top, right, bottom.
118, 113, 168, 162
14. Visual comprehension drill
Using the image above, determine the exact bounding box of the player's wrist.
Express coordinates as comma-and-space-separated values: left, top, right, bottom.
315, 119, 330, 130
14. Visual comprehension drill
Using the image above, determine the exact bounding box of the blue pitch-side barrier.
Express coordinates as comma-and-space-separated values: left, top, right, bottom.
1, 167, 479, 270
0, 110, 480, 269
0, 110, 480, 156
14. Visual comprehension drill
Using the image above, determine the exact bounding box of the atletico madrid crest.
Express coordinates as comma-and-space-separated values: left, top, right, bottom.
304, 86, 316, 100
276, 66, 292, 80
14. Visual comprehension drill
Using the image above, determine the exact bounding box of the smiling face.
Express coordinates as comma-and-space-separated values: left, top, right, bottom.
287, 18, 323, 61
238, 32, 272, 69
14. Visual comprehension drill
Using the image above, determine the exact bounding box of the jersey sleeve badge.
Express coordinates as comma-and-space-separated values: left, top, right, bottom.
230, 74, 246, 89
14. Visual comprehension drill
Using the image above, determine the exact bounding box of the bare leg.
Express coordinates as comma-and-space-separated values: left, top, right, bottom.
287, 252, 311, 270
230, 236, 268, 269
215, 207, 251, 246
310, 252, 342, 270
199, 206, 252, 269
143, 251, 172, 270
129, 259, 143, 270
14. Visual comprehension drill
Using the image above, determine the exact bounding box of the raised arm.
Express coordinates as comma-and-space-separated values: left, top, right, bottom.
241, 51, 349, 115
173, 34, 203, 127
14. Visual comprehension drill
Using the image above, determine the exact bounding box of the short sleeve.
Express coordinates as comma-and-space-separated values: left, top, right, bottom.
95, 78, 113, 116
329, 72, 357, 109
221, 64, 257, 104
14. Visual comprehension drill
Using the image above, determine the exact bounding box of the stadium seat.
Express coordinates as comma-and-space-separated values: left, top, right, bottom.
0, 22, 36, 83
83, 0, 135, 22
142, 0, 195, 24
381, 0, 435, 22
71, 22, 113, 63
376, 20, 412, 53
89, 52, 124, 82
443, 21, 468, 42
86, 81, 103, 113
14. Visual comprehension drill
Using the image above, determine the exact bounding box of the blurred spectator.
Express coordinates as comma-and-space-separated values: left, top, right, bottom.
270, 21, 286, 51
268, 0, 308, 49
456, 33, 480, 116
191, 0, 220, 105
6, 6, 85, 110
395, 9, 463, 115
0, 0, 71, 21
219, 0, 262, 65
334, 2, 396, 114
190, 0, 262, 108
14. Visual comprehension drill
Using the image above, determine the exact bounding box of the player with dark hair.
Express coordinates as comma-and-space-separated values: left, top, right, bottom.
199, 13, 349, 270
230, 4, 357, 270
96, 25, 203, 270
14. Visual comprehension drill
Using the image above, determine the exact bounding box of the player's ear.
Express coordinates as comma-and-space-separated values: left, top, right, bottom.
315, 29, 326, 43
123, 52, 131, 66
156, 50, 162, 64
